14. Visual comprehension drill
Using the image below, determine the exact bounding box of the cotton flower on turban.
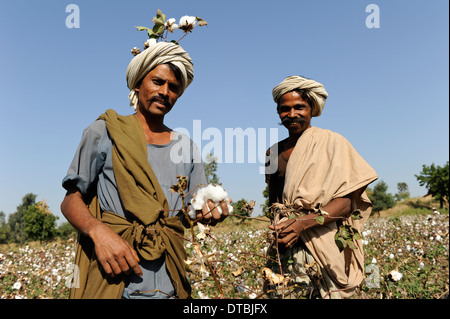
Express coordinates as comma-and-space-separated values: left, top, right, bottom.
272, 76, 328, 117
126, 42, 194, 110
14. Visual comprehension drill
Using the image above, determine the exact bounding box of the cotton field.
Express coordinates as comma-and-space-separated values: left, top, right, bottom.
0, 237, 76, 299
360, 212, 449, 298
0, 212, 448, 299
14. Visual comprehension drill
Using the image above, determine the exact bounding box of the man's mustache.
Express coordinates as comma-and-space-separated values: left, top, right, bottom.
149, 96, 173, 108
280, 117, 307, 126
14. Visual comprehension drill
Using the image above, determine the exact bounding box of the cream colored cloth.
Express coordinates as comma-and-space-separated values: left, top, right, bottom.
272, 76, 328, 117
126, 42, 194, 110
269, 244, 342, 299
283, 126, 378, 298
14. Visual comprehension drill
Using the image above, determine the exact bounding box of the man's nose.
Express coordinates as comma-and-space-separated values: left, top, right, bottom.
158, 82, 169, 96
288, 108, 297, 117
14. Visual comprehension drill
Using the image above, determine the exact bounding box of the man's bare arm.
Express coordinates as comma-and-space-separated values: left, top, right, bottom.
60, 187, 143, 277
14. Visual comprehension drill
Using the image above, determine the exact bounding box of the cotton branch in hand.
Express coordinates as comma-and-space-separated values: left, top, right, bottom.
188, 184, 233, 219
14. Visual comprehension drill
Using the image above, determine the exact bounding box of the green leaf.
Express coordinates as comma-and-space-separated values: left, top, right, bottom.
152, 24, 164, 35
153, 17, 164, 26
351, 210, 362, 220
152, 10, 166, 28
335, 237, 347, 252
315, 215, 325, 225
156, 9, 166, 23
147, 29, 156, 38
136, 26, 150, 32
339, 225, 350, 238
353, 230, 361, 240
347, 239, 357, 250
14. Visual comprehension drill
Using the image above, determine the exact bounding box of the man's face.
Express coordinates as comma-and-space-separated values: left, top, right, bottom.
277, 91, 312, 135
135, 64, 181, 118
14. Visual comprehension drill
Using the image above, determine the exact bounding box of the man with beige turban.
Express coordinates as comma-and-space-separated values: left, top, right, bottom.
61, 42, 229, 299
265, 75, 378, 298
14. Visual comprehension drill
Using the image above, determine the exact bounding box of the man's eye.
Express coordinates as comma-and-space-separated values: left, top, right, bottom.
170, 85, 180, 94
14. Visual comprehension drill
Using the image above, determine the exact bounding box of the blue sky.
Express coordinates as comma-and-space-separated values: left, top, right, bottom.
0, 0, 448, 222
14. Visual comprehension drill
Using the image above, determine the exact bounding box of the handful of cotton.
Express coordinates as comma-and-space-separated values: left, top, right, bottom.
188, 184, 233, 220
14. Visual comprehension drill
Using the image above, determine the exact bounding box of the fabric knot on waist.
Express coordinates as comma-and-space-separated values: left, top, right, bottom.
131, 220, 162, 245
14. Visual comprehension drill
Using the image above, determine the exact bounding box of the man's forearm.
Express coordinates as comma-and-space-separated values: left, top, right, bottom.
298, 196, 352, 231
60, 188, 104, 237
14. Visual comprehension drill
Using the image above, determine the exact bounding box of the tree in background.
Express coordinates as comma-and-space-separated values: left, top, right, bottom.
23, 200, 58, 242
367, 180, 396, 213
1, 194, 75, 243
7, 193, 37, 243
261, 184, 270, 218
0, 211, 9, 244
231, 199, 255, 223
415, 161, 449, 208
57, 222, 77, 240
204, 152, 219, 184
395, 182, 410, 202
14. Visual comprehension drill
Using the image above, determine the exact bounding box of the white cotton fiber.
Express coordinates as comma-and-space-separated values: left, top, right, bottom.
188, 184, 233, 219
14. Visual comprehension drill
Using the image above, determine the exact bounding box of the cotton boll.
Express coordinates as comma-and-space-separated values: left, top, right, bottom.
203, 185, 228, 202
388, 270, 403, 282
188, 184, 233, 220
226, 202, 233, 214
191, 194, 205, 211
188, 207, 197, 220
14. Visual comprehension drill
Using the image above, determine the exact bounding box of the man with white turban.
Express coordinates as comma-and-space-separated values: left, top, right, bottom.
61, 42, 229, 299
265, 75, 378, 298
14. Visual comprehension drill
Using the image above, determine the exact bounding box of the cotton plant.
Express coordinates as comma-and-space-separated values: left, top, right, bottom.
131, 9, 208, 55
168, 176, 240, 298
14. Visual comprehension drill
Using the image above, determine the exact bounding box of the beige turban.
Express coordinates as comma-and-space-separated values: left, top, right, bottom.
126, 42, 194, 110
272, 76, 328, 117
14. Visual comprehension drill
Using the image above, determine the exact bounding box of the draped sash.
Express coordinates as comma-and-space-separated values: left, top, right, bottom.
69, 109, 190, 299
283, 127, 378, 297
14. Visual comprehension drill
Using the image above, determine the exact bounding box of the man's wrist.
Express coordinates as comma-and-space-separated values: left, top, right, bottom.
86, 219, 107, 240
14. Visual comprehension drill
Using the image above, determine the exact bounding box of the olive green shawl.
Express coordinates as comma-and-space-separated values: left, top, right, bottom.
69, 109, 190, 299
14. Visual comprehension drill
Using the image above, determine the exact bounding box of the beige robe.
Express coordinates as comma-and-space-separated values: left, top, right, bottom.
283, 127, 378, 298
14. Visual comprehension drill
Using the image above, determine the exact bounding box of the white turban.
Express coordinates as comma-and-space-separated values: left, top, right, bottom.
126, 42, 194, 110
272, 76, 328, 117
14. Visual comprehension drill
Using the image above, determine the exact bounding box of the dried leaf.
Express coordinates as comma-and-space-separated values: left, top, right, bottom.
261, 267, 285, 285
196, 17, 208, 26
196, 232, 206, 241
232, 267, 244, 277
